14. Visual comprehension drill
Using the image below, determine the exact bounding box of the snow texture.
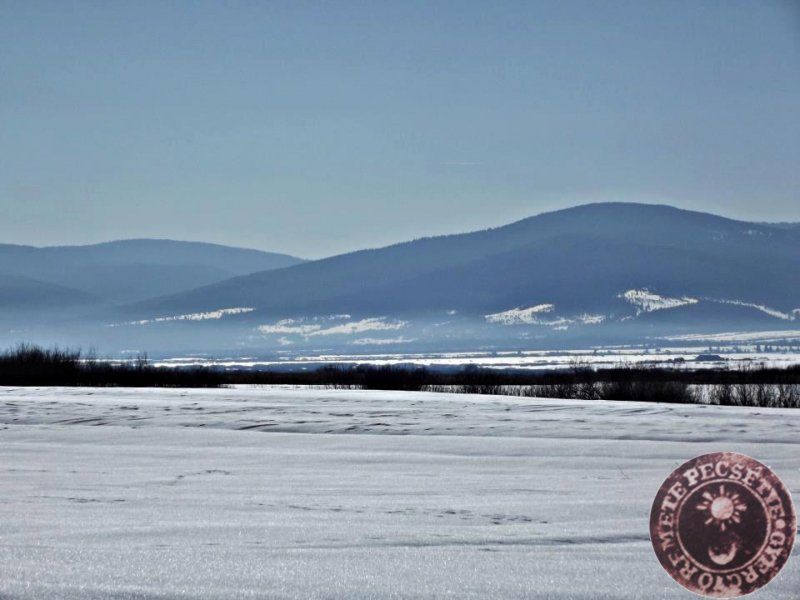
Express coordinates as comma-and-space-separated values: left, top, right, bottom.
1, 386, 798, 599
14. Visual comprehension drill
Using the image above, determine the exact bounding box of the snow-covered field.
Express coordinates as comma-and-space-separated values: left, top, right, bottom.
1, 386, 798, 599
150, 346, 800, 371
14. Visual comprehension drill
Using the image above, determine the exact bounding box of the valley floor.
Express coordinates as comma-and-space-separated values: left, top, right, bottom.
0, 386, 798, 599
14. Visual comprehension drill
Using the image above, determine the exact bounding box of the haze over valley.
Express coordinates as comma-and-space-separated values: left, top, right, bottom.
2, 202, 798, 360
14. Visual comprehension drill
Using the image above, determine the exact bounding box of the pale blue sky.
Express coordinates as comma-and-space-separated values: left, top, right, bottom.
1, 1, 799, 258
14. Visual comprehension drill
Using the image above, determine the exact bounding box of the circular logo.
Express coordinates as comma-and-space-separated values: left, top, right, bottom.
650, 452, 796, 598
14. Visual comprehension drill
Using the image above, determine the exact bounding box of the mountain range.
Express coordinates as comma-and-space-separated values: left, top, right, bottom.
2, 203, 798, 354
0, 239, 303, 307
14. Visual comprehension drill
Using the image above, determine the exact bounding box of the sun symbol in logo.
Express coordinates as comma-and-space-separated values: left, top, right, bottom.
696, 485, 747, 531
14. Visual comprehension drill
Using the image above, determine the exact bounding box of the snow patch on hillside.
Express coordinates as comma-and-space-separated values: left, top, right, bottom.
620, 289, 698, 314
257, 319, 323, 335
258, 316, 407, 339
576, 313, 606, 325
485, 304, 554, 325
485, 305, 605, 329
620, 290, 795, 322
310, 317, 407, 336
664, 330, 800, 343
350, 336, 416, 346
119, 307, 254, 326
716, 299, 796, 321
257, 314, 352, 335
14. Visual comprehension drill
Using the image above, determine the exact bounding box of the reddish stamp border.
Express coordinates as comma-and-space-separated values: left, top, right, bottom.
649, 452, 796, 598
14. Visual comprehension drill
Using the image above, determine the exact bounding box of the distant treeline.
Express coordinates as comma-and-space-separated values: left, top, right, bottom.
225, 363, 800, 407
1, 345, 799, 407
225, 363, 800, 387
0, 345, 219, 387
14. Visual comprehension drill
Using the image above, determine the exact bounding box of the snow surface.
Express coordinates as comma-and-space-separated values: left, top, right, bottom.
1, 386, 799, 599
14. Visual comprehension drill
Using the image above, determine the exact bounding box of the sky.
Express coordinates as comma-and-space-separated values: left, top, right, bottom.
1, 1, 799, 259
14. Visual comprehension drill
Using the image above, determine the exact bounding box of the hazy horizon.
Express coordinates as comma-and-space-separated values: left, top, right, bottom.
2, 200, 799, 258
2, 1, 799, 258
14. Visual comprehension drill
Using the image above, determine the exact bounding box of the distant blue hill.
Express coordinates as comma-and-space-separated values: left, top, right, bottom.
0, 239, 305, 304
0, 274, 97, 310
131, 203, 799, 319
4, 204, 799, 353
